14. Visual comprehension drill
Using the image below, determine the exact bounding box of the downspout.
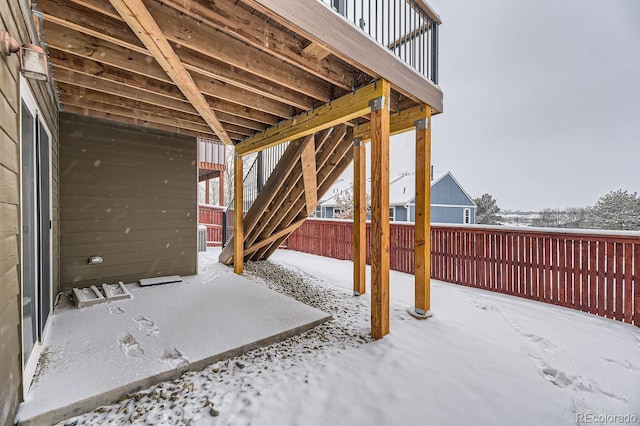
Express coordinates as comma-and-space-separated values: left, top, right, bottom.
19, 0, 59, 107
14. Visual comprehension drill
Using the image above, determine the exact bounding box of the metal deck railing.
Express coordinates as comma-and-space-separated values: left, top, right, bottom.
319, 0, 439, 84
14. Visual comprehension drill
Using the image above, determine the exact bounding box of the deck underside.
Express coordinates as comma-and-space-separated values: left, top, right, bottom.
39, 0, 441, 144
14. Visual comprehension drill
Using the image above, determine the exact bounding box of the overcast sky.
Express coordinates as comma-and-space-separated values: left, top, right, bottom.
342, 0, 640, 211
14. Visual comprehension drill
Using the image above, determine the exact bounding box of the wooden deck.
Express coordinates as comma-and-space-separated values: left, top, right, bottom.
37, 0, 444, 338
40, 0, 442, 144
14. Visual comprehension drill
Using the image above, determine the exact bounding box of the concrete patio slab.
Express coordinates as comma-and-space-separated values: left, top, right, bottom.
16, 250, 331, 426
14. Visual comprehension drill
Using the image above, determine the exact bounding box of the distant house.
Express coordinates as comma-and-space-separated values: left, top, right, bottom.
314, 178, 354, 219
318, 171, 476, 224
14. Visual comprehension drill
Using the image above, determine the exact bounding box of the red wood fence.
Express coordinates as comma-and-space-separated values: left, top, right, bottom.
285, 219, 640, 327
198, 205, 224, 246
197, 212, 640, 326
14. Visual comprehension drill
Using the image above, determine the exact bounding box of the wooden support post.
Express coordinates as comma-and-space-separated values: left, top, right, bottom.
205, 178, 210, 205
370, 80, 391, 339
411, 107, 434, 320
233, 153, 244, 274
300, 136, 318, 215
353, 137, 366, 296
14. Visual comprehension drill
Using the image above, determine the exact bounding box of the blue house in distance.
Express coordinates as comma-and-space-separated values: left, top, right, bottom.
318, 171, 477, 224
394, 172, 476, 224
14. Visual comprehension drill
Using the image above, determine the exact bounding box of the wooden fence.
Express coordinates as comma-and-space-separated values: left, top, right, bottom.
198, 205, 224, 246
285, 219, 640, 326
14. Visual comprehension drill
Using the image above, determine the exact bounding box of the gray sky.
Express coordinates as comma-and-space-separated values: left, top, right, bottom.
342, 0, 640, 211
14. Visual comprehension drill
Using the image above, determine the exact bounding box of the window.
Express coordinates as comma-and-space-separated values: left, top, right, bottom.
20, 76, 53, 395
389, 207, 395, 222
464, 208, 471, 224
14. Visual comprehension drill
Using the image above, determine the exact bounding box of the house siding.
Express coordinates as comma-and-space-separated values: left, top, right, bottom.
59, 113, 197, 290
1, 0, 60, 424
394, 205, 408, 222
431, 206, 475, 224
431, 174, 475, 206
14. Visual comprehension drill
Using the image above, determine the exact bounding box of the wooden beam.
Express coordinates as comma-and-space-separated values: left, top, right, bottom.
414, 108, 432, 317
353, 138, 366, 296
353, 105, 430, 142
44, 0, 318, 109
300, 137, 318, 215
108, 0, 233, 145
233, 153, 244, 274
244, 219, 306, 257
236, 81, 385, 156
370, 79, 391, 339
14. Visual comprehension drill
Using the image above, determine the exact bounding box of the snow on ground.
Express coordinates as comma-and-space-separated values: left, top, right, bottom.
59, 248, 640, 426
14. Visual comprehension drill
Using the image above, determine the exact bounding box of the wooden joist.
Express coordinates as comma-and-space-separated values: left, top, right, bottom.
158, 0, 355, 91
108, 0, 233, 145
51, 0, 332, 105
235, 81, 386, 156
44, 19, 294, 119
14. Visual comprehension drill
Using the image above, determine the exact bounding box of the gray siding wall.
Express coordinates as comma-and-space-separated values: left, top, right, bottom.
394, 205, 408, 222
1, 1, 59, 424
431, 174, 475, 206
431, 206, 475, 224
59, 113, 197, 290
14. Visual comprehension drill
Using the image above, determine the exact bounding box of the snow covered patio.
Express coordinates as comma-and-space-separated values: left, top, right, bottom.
18, 248, 640, 426
15, 252, 331, 426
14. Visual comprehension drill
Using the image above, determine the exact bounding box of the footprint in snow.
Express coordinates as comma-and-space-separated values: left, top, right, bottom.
133, 315, 159, 335
160, 348, 189, 369
601, 357, 640, 372
528, 355, 627, 402
109, 306, 124, 315
120, 334, 144, 358
540, 366, 573, 388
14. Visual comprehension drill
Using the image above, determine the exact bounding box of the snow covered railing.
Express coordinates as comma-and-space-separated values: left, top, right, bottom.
284, 220, 640, 327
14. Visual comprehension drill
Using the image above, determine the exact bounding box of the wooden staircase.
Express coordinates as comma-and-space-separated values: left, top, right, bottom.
219, 123, 353, 264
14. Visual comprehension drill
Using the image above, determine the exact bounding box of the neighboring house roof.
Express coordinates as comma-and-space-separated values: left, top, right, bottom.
318, 178, 355, 207
407, 172, 476, 208
320, 171, 475, 208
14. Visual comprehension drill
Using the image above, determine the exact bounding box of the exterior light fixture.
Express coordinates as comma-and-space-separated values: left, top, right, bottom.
1, 30, 49, 81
